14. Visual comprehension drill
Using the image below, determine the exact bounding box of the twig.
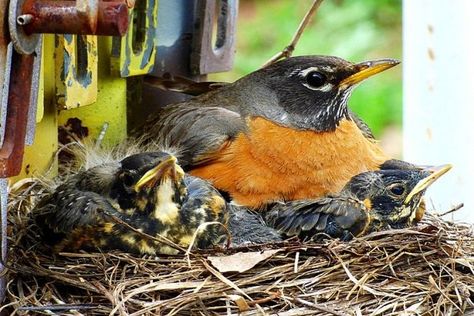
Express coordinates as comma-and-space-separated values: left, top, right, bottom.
18, 304, 99, 311
439, 203, 464, 217
290, 297, 349, 316
95, 122, 109, 150
184, 221, 231, 268
262, 0, 324, 67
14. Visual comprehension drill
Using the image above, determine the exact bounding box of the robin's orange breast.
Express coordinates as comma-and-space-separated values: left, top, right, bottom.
190, 117, 389, 208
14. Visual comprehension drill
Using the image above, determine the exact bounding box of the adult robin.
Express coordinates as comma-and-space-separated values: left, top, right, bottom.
31, 152, 229, 255
134, 55, 399, 208
264, 164, 452, 241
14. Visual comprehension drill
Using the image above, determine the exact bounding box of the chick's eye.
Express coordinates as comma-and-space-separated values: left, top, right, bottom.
122, 173, 135, 187
305, 71, 327, 88
389, 184, 405, 196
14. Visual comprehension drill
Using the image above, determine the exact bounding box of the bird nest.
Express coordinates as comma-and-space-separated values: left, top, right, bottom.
2, 177, 474, 315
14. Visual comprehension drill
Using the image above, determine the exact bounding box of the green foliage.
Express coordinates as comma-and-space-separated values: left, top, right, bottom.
211, 0, 402, 136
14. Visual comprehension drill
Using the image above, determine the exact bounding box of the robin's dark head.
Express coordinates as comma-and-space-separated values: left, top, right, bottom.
233, 55, 399, 131
344, 164, 452, 231
111, 152, 186, 213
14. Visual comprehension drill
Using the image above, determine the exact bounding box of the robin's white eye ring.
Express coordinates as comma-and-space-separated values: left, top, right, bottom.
305, 71, 327, 88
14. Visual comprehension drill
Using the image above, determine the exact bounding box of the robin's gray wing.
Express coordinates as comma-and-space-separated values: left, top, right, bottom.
348, 109, 374, 140
264, 198, 370, 241
137, 105, 246, 169
145, 75, 226, 96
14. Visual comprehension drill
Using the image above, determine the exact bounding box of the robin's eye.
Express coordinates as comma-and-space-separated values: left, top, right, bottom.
305, 71, 327, 88
389, 184, 405, 196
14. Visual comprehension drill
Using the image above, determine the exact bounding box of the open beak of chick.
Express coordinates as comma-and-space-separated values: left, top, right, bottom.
134, 156, 185, 192
404, 164, 452, 205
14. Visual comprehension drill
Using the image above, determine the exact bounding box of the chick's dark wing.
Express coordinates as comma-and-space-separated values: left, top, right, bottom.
137, 105, 246, 169
32, 185, 123, 243
264, 197, 370, 241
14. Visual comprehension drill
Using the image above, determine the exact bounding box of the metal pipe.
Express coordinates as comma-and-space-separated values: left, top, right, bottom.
20, 0, 129, 36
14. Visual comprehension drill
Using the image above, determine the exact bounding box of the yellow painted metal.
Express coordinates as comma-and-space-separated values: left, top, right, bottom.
58, 37, 127, 147
35, 43, 45, 123
55, 34, 98, 109
13, 101, 58, 181
12, 35, 128, 183
111, 0, 158, 77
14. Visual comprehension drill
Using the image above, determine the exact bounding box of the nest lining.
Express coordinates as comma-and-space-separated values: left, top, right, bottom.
2, 178, 474, 315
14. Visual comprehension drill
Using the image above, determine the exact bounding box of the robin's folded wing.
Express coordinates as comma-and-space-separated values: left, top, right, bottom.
348, 109, 374, 140
145, 75, 225, 96
264, 197, 370, 240
137, 105, 246, 169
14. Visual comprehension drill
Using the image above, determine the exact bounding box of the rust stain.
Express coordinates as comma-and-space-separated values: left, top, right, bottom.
58, 117, 89, 144
58, 117, 89, 164
0, 52, 35, 177
22, 0, 129, 36
426, 128, 432, 140
427, 48, 435, 61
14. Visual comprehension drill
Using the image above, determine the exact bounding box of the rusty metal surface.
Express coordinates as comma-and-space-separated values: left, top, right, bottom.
191, 0, 238, 75
20, 0, 129, 36
9, 0, 40, 55
0, 46, 35, 177
0, 179, 7, 305
0, 0, 7, 304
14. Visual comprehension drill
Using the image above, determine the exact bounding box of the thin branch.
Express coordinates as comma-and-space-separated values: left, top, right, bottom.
262, 0, 324, 67
439, 203, 464, 217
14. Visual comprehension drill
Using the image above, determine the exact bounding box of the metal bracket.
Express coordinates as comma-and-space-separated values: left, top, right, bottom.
111, 0, 158, 77
0, 44, 39, 177
9, 0, 41, 54
25, 38, 42, 145
55, 35, 98, 109
191, 0, 238, 75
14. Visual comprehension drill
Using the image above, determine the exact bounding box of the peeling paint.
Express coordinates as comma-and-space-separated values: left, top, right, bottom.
55, 35, 98, 109
111, 0, 158, 77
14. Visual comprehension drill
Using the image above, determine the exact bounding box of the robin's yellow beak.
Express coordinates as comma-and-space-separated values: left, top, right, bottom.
134, 156, 185, 192
404, 164, 452, 204
339, 59, 400, 88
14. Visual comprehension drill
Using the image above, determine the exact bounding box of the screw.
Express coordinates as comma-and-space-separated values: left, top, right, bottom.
17, 14, 33, 26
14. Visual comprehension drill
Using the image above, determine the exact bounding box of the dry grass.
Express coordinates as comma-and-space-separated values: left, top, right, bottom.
2, 178, 474, 315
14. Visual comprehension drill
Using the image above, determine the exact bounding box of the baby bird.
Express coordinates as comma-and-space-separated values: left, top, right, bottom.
265, 164, 452, 241
32, 152, 229, 255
